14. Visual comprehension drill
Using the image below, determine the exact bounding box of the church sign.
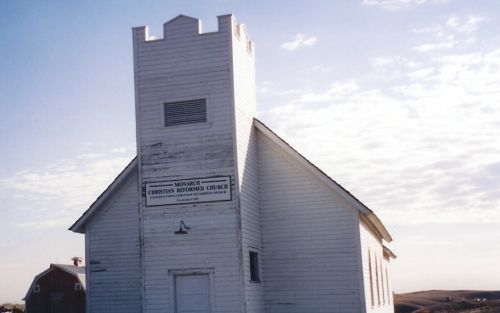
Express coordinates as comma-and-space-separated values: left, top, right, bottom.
145, 176, 231, 206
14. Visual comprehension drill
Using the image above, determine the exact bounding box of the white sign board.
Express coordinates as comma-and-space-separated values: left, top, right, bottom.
145, 176, 231, 206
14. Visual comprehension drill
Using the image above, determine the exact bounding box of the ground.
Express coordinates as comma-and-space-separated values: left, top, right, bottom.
395, 290, 500, 313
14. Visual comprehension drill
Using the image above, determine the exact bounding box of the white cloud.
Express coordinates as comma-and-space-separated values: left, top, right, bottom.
412, 24, 447, 38
77, 153, 105, 159
259, 47, 500, 225
281, 33, 318, 51
446, 15, 485, 34
299, 92, 333, 103
412, 40, 457, 52
371, 56, 421, 68
289, 82, 360, 103
411, 15, 484, 53
362, 0, 447, 10
111, 146, 135, 154
416, 15, 485, 36
371, 56, 397, 67
257, 81, 304, 97
465, 37, 477, 44
307, 65, 332, 73
0, 147, 134, 228
407, 67, 435, 79
15, 217, 74, 229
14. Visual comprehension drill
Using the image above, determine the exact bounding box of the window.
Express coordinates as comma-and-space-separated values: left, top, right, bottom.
249, 251, 260, 282
164, 99, 207, 127
368, 250, 374, 306
33, 284, 40, 293
381, 260, 385, 305
375, 254, 381, 306
386, 268, 391, 304
75, 283, 82, 291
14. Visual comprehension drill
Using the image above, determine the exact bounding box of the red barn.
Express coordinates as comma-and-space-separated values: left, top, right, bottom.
24, 258, 85, 313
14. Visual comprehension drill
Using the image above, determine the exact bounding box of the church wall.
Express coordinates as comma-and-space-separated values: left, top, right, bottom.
71, 14, 395, 313
86, 171, 141, 313
256, 130, 363, 313
230, 23, 264, 313
360, 219, 394, 313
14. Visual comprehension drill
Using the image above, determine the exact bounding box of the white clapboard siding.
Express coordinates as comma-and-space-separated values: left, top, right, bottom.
359, 219, 394, 313
71, 14, 395, 313
231, 24, 264, 313
256, 130, 363, 313
133, 15, 246, 313
133, 16, 235, 183
86, 171, 141, 313
382, 255, 394, 309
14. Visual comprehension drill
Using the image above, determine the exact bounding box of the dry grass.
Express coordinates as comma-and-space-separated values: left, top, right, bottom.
395, 290, 500, 313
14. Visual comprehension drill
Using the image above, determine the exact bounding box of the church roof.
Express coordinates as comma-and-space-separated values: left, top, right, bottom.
70, 119, 392, 242
383, 245, 397, 259
254, 119, 392, 242
69, 157, 137, 233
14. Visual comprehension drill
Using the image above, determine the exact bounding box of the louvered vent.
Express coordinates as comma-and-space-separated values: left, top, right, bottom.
164, 99, 207, 127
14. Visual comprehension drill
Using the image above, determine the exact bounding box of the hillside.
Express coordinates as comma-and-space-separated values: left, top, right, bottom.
395, 290, 500, 313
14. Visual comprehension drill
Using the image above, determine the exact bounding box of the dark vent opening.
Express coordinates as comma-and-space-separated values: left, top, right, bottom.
164, 99, 207, 127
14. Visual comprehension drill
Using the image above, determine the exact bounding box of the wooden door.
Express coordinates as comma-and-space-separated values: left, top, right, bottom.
49, 292, 64, 313
175, 274, 211, 313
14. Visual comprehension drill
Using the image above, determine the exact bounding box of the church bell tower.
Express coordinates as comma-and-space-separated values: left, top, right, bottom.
132, 14, 259, 313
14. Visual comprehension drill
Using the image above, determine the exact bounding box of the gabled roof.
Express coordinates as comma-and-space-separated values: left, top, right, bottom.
254, 118, 392, 242
69, 121, 392, 242
53, 264, 86, 287
69, 157, 137, 233
23, 264, 86, 300
383, 245, 397, 259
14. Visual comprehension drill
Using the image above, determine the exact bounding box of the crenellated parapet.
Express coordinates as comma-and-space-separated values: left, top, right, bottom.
132, 14, 254, 55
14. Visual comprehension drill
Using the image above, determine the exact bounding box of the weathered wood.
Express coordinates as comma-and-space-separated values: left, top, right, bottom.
134, 15, 246, 313
71, 13, 395, 313
86, 171, 141, 313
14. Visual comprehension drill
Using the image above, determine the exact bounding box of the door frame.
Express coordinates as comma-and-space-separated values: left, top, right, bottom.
49, 292, 64, 313
168, 268, 215, 313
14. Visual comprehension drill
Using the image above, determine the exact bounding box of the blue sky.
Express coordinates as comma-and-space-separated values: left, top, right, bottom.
1, 0, 500, 303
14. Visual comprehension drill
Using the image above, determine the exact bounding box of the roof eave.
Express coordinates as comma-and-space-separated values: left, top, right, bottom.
254, 118, 393, 243
366, 212, 393, 242
383, 245, 397, 259
69, 157, 138, 233
23, 267, 53, 301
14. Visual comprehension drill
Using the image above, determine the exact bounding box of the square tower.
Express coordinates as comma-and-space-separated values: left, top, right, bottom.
132, 14, 259, 313
71, 14, 395, 313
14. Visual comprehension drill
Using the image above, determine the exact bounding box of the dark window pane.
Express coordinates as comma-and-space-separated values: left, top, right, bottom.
249, 251, 259, 282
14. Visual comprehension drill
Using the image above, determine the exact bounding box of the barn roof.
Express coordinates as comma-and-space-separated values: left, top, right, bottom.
70, 120, 392, 242
53, 264, 86, 287
23, 264, 86, 300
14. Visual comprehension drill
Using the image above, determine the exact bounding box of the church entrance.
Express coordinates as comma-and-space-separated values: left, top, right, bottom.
174, 273, 211, 313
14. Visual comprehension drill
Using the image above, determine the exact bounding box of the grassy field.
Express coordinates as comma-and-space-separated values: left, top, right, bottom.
395, 290, 500, 313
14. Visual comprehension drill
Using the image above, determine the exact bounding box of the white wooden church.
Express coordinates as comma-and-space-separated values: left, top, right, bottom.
70, 14, 395, 313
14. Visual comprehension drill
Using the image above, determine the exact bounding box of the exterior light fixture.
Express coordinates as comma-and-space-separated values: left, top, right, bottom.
174, 220, 190, 234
